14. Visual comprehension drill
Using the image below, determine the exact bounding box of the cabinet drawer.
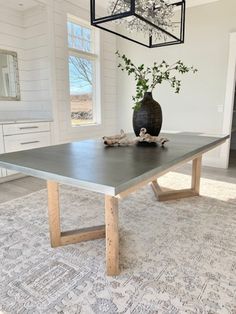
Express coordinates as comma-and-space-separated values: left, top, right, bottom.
4, 132, 51, 153
3, 122, 50, 135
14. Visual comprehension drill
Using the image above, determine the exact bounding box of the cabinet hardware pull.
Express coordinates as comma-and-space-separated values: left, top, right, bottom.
21, 141, 40, 145
19, 126, 39, 130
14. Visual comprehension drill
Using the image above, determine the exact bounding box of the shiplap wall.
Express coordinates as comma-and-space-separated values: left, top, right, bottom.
0, 5, 51, 120
0, 0, 117, 143
50, 0, 117, 143
0, 7, 24, 118
22, 6, 51, 119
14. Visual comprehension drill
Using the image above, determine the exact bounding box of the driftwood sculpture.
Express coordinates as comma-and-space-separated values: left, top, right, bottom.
103, 129, 134, 146
138, 128, 169, 146
103, 128, 169, 147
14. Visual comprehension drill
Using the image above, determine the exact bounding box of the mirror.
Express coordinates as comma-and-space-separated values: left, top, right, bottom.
0, 49, 20, 101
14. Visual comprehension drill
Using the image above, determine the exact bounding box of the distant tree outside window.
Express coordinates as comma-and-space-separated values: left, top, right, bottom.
67, 20, 98, 126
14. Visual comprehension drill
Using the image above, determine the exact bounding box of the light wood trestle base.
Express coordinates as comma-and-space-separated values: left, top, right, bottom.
47, 156, 202, 277
151, 156, 202, 201
47, 181, 120, 276
47, 181, 106, 248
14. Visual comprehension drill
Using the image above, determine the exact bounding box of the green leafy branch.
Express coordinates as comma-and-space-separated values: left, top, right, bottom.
116, 51, 198, 111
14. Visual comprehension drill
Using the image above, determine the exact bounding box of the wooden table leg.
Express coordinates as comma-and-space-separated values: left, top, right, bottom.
105, 195, 120, 276
191, 156, 202, 195
151, 155, 203, 202
47, 181, 61, 247
47, 180, 105, 247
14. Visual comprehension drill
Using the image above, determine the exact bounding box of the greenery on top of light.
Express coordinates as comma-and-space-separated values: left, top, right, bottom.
116, 51, 198, 111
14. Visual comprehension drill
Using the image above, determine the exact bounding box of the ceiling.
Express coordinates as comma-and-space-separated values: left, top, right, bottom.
0, 0, 42, 12
186, 0, 219, 7
94, 0, 219, 8
0, 0, 219, 13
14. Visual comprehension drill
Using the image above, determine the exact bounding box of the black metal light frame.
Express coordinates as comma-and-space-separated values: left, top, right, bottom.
90, 0, 185, 48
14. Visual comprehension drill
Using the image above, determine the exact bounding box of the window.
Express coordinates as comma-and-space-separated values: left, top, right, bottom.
67, 18, 99, 126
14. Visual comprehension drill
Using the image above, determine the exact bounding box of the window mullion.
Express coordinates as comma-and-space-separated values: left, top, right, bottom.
69, 48, 97, 61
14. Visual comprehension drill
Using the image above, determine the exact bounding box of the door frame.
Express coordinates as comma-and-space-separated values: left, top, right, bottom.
221, 32, 236, 168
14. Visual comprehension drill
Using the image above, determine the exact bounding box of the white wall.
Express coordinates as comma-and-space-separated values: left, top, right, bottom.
22, 6, 51, 119
0, 5, 51, 120
0, 0, 117, 143
48, 0, 117, 144
116, 0, 236, 167
230, 86, 236, 150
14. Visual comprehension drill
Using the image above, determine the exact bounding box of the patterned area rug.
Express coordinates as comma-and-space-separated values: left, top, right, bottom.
0, 172, 236, 314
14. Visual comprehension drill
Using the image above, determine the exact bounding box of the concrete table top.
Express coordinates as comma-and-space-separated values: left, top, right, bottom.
0, 133, 229, 195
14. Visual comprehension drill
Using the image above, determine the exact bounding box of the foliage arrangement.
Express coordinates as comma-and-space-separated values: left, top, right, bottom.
116, 51, 198, 111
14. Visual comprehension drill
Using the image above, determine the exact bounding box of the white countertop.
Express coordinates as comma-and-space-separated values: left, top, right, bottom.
0, 119, 53, 124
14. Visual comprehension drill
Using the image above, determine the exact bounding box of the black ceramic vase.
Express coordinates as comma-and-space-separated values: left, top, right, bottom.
133, 92, 163, 137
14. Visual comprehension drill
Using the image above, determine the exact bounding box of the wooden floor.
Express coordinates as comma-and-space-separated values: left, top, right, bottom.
0, 150, 235, 204
0, 176, 46, 203
176, 149, 236, 184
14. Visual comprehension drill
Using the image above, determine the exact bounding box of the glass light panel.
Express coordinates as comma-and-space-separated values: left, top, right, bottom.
93, 0, 132, 20
147, 2, 183, 47
94, 16, 151, 47
91, 0, 185, 48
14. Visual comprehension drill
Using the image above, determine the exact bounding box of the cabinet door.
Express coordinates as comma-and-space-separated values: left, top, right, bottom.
4, 132, 51, 153
3, 122, 50, 136
4, 131, 51, 176
0, 126, 5, 177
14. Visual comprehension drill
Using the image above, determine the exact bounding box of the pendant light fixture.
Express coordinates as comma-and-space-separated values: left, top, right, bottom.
90, 0, 186, 48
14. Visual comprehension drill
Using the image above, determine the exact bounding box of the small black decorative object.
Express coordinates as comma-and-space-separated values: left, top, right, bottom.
90, 0, 185, 48
133, 92, 162, 137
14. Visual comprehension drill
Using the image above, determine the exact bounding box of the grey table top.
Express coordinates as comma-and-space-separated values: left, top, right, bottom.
0, 133, 229, 195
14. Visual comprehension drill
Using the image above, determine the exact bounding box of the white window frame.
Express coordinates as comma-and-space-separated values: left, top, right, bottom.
67, 15, 101, 127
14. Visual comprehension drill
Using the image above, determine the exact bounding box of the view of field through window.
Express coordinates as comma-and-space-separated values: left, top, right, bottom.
68, 21, 95, 126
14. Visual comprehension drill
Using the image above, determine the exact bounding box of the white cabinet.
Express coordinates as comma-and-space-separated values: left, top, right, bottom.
230, 89, 236, 150
3, 122, 50, 136
0, 121, 51, 179
4, 132, 51, 153
0, 125, 4, 177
